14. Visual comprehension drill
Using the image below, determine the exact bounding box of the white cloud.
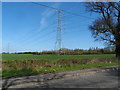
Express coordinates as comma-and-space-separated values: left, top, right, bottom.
41, 3, 61, 16
40, 17, 46, 25
39, 3, 61, 29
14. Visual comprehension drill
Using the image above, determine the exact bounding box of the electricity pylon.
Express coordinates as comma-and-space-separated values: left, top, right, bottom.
55, 10, 63, 55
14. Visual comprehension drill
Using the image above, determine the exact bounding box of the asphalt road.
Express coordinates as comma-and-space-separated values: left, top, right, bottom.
34, 70, 119, 88
42, 70, 119, 88
10, 69, 119, 88
2, 66, 119, 89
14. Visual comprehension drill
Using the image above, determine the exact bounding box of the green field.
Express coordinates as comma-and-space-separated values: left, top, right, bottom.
2, 54, 115, 61
2, 54, 119, 78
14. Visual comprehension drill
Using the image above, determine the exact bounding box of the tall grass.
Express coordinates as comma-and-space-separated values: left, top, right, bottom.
2, 57, 119, 78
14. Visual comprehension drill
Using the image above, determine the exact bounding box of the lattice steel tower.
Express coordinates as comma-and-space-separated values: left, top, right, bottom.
55, 10, 63, 54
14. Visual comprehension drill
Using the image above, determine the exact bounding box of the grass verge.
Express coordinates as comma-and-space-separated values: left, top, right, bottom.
2, 60, 119, 78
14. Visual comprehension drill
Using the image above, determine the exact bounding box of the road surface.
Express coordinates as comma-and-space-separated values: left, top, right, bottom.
4, 66, 119, 89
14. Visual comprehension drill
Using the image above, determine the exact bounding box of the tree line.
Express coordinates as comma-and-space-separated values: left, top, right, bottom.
3, 46, 115, 55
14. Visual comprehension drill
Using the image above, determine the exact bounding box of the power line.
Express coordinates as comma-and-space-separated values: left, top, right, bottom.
30, 30, 56, 48
30, 2, 95, 19
17, 30, 56, 51
20, 1, 96, 53
31, 2, 60, 11
13, 12, 57, 48
29, 2, 95, 54
30, 2, 64, 54
21, 22, 57, 44
29, 29, 56, 46
18, 25, 57, 48
13, 11, 57, 45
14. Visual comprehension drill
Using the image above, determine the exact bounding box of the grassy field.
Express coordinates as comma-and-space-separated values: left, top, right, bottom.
2, 54, 115, 61
2, 54, 119, 78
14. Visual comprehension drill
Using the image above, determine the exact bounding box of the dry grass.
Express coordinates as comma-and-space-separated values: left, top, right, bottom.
3, 57, 118, 70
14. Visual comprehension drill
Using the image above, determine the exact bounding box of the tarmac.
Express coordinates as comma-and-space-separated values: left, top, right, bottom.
2, 65, 120, 89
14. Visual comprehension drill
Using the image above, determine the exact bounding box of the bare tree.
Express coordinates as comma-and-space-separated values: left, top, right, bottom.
86, 2, 120, 59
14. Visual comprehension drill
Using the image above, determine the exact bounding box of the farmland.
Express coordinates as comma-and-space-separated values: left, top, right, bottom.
2, 54, 115, 61
2, 54, 119, 78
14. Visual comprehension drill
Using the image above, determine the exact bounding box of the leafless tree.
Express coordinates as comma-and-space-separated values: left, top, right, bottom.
86, 2, 120, 59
